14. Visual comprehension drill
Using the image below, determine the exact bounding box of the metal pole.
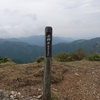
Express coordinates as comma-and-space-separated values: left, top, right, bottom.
43, 26, 52, 100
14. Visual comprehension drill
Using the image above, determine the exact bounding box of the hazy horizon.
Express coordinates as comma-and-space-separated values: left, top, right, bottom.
0, 34, 99, 40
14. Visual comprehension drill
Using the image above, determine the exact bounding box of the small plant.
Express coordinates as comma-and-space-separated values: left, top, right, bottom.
88, 53, 100, 61
51, 93, 60, 100
51, 74, 64, 83
36, 56, 44, 63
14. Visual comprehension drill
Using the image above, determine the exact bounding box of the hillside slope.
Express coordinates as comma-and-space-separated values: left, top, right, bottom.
0, 41, 43, 63
53, 37, 100, 54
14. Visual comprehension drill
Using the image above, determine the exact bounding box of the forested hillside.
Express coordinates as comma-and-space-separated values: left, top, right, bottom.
0, 41, 43, 63
0, 37, 100, 63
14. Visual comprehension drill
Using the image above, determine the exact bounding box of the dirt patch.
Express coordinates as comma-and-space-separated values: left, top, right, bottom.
53, 60, 100, 100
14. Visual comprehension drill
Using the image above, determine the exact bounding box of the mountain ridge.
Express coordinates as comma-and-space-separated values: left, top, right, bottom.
0, 35, 74, 46
0, 37, 100, 63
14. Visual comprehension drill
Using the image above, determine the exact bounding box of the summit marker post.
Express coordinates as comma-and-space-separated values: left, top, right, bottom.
43, 27, 52, 100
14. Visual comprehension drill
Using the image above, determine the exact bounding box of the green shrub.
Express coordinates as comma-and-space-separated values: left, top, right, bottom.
75, 48, 86, 60
53, 48, 86, 62
88, 53, 100, 61
0, 56, 11, 64
36, 56, 44, 63
53, 52, 68, 62
68, 52, 77, 61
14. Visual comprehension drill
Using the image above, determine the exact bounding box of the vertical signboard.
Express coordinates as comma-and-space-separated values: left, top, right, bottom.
44, 26, 52, 100
46, 32, 52, 57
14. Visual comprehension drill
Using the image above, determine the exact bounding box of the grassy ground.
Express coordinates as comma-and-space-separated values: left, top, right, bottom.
0, 60, 100, 100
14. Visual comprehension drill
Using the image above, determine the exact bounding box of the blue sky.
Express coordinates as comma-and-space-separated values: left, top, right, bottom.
0, 0, 100, 39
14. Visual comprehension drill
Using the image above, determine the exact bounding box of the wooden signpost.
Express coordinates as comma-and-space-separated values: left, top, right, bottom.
43, 26, 52, 100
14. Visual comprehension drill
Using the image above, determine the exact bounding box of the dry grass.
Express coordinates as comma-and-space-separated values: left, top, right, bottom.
0, 61, 67, 96
0, 60, 100, 99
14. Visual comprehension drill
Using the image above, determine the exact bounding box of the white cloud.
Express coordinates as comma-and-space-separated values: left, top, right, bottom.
0, 0, 100, 39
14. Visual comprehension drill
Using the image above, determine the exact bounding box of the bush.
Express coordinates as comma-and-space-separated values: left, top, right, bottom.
53, 52, 68, 62
36, 56, 44, 63
88, 53, 100, 61
68, 52, 77, 61
75, 48, 86, 60
0, 56, 11, 64
53, 48, 86, 62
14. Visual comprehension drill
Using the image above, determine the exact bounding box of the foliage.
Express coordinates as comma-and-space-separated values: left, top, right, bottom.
53, 48, 86, 62
88, 53, 100, 61
36, 56, 44, 63
0, 56, 11, 64
75, 48, 86, 60
53, 52, 68, 62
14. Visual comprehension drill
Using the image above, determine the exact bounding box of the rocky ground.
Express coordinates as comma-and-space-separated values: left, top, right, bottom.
0, 60, 100, 100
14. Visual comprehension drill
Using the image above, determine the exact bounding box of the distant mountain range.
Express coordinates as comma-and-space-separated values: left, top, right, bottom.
53, 37, 100, 54
0, 36, 100, 63
0, 35, 74, 46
